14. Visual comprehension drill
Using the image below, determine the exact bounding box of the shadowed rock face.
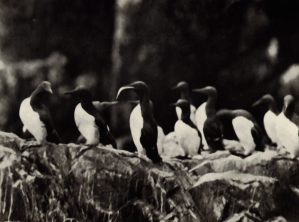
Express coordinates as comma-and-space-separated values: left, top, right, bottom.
190, 172, 287, 221
0, 131, 298, 221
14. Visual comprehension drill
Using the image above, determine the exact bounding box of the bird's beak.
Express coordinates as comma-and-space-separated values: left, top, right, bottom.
116, 86, 135, 100
128, 100, 139, 105
101, 101, 119, 107
192, 88, 206, 94
252, 99, 262, 107
170, 102, 177, 107
93, 101, 118, 110
283, 100, 290, 113
45, 85, 53, 94
171, 85, 180, 91
63, 89, 77, 95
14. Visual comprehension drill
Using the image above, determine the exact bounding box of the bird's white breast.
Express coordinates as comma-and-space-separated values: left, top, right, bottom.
264, 110, 278, 144
195, 102, 208, 149
275, 113, 299, 157
74, 103, 99, 145
130, 105, 144, 154
232, 116, 255, 155
175, 120, 200, 156
19, 97, 47, 143
129, 104, 165, 155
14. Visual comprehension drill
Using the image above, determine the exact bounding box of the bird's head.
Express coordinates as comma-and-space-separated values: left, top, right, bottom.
252, 94, 275, 107
34, 81, 53, 95
92, 101, 118, 111
64, 86, 92, 102
283, 94, 295, 116
30, 81, 54, 106
172, 81, 189, 92
172, 81, 190, 99
192, 86, 217, 97
116, 81, 149, 100
171, 99, 190, 113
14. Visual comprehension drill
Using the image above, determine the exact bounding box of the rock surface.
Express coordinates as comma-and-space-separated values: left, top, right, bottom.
0, 131, 298, 221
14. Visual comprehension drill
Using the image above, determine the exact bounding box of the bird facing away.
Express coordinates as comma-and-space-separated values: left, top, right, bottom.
19, 81, 60, 144
172, 99, 202, 156
275, 95, 299, 158
192, 86, 224, 152
64, 87, 117, 148
193, 86, 219, 150
252, 94, 279, 146
172, 81, 196, 123
216, 109, 264, 157
116, 81, 162, 163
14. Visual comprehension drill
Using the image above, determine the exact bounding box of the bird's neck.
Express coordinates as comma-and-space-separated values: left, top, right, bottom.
81, 99, 95, 112
284, 108, 294, 119
180, 90, 190, 101
30, 91, 46, 108
268, 101, 278, 113
181, 109, 191, 122
140, 94, 154, 120
206, 94, 217, 117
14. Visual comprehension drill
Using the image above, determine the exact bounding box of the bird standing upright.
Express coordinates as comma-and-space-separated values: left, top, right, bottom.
19, 81, 60, 144
192, 86, 223, 152
64, 87, 117, 148
275, 95, 299, 157
252, 94, 279, 146
172, 99, 202, 156
192, 86, 217, 150
116, 81, 162, 163
172, 81, 196, 123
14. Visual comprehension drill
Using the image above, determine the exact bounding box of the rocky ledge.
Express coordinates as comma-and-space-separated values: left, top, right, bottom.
0, 132, 298, 222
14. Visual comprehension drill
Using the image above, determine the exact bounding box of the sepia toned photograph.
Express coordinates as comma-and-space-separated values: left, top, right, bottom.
0, 0, 299, 221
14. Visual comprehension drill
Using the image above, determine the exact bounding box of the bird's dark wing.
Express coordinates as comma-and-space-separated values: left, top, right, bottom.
100, 128, 117, 148
216, 110, 238, 140
36, 106, 60, 143
204, 118, 224, 152
94, 111, 117, 148
251, 123, 265, 152
292, 113, 299, 127
140, 122, 161, 163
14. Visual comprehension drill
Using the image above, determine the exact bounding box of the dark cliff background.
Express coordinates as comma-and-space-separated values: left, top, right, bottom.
0, 0, 298, 146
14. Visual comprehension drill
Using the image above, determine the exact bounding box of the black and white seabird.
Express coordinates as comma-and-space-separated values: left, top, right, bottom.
252, 94, 279, 146
192, 86, 224, 152
193, 86, 221, 150
275, 95, 299, 157
172, 99, 202, 156
19, 81, 60, 144
216, 109, 264, 157
116, 81, 162, 163
172, 81, 196, 123
64, 87, 117, 148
